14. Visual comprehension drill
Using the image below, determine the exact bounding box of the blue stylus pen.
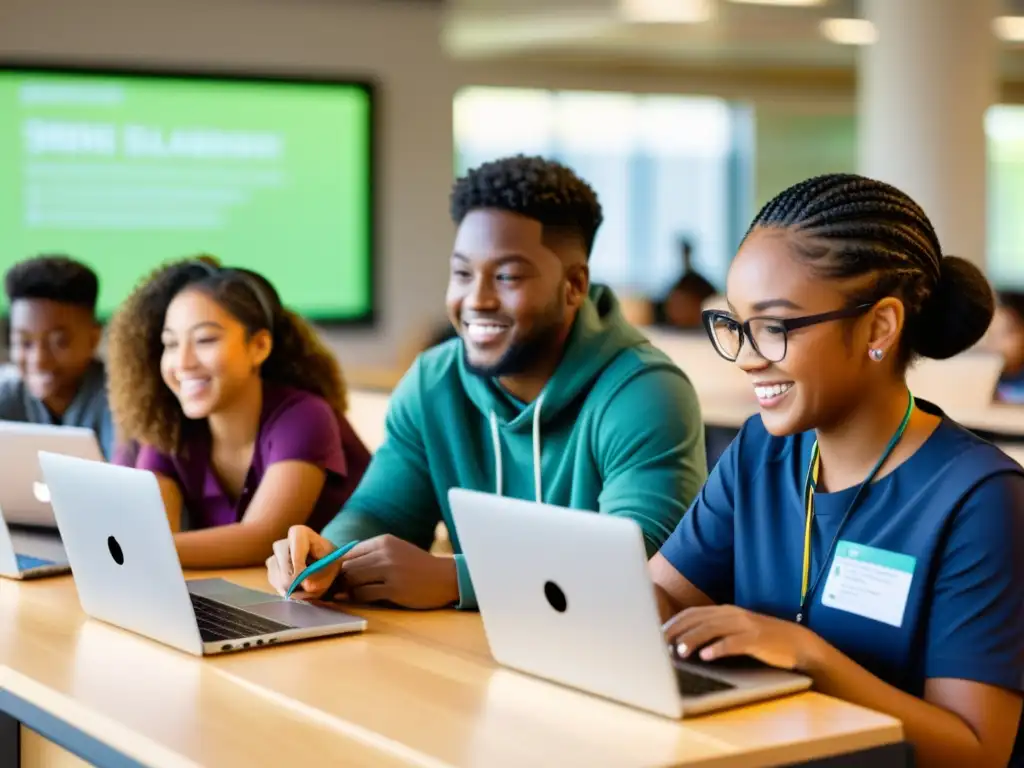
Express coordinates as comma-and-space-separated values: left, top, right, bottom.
285, 540, 360, 598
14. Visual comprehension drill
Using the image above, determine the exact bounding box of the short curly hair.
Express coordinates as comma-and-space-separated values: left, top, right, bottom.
5, 254, 99, 312
107, 256, 348, 454
450, 155, 604, 257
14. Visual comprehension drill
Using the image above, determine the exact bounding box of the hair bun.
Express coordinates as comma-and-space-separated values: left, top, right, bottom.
908, 256, 994, 360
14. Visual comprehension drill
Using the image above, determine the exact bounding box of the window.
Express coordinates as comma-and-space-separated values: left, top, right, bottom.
454, 87, 751, 298
987, 106, 1024, 289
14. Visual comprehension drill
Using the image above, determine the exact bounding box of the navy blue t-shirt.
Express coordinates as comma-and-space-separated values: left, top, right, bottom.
661, 401, 1024, 759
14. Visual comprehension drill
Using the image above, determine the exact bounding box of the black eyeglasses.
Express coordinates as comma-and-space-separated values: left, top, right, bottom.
701, 304, 873, 363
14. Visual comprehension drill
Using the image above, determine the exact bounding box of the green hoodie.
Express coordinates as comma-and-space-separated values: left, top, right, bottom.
322, 284, 707, 609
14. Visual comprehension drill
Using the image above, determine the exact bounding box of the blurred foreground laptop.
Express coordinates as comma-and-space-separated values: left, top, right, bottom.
38, 451, 366, 656
448, 489, 811, 719
0, 422, 102, 579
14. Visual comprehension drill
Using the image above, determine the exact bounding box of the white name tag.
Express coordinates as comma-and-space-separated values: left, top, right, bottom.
820, 540, 916, 628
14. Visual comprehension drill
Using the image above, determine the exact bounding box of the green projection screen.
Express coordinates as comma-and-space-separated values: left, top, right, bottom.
0, 66, 374, 321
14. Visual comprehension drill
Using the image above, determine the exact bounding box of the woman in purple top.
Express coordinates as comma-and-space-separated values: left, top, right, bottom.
106, 257, 371, 569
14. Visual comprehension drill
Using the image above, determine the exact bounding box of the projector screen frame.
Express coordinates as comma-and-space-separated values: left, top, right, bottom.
0, 58, 379, 328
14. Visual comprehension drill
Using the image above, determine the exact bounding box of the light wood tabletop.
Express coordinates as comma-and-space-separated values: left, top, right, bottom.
1, 569, 905, 768
0, 577, 411, 768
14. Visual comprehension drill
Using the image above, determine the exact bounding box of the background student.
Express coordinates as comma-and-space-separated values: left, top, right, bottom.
0, 254, 115, 457
107, 257, 371, 569
652, 174, 1024, 768
654, 237, 718, 331
266, 154, 707, 610
988, 290, 1024, 404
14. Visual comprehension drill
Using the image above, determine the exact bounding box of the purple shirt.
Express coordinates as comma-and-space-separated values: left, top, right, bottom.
135, 384, 370, 533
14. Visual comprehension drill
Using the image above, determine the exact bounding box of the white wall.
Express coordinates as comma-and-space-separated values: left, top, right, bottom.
0, 0, 457, 370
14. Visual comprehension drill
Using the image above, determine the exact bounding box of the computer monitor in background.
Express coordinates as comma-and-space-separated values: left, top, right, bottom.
0, 64, 375, 322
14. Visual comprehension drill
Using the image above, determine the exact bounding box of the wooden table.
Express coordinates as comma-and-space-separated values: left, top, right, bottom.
0, 576, 411, 767
1, 570, 906, 768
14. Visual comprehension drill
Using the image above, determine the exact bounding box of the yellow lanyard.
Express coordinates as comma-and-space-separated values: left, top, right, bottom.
797, 394, 915, 624
800, 444, 821, 606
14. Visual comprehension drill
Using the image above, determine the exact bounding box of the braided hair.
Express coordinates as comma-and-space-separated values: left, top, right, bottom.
749, 173, 994, 364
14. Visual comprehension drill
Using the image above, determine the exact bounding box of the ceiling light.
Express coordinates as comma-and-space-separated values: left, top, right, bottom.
820, 18, 878, 46
729, 0, 825, 6
620, 0, 714, 23
994, 16, 1024, 42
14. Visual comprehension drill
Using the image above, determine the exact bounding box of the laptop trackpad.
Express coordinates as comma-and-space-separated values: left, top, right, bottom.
246, 600, 363, 629
187, 577, 279, 606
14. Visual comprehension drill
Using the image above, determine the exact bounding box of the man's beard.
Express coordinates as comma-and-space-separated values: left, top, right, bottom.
462, 296, 566, 379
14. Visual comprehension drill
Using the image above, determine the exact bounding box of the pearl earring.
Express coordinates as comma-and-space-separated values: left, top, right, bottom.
869, 348, 885, 362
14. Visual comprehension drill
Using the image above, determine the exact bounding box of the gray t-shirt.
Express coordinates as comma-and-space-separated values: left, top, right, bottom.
0, 359, 114, 458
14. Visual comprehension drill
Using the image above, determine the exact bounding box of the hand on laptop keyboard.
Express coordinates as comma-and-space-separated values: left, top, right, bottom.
662, 604, 813, 671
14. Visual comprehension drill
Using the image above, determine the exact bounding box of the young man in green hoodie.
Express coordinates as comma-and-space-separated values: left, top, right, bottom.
267, 155, 707, 610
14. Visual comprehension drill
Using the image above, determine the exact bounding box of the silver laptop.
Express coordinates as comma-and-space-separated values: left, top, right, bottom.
0, 507, 69, 580
38, 451, 367, 656
448, 489, 811, 719
0, 421, 103, 528
0, 421, 100, 579
906, 349, 1005, 410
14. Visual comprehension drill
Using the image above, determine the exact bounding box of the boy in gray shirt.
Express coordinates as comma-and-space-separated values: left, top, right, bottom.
0, 255, 114, 457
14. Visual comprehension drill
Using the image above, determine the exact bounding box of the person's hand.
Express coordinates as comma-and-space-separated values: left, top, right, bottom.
266, 525, 339, 600
341, 534, 459, 610
663, 605, 823, 671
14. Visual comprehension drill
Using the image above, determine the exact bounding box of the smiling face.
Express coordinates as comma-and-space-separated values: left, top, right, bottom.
9, 298, 100, 414
446, 209, 587, 379
724, 227, 896, 436
159, 288, 271, 419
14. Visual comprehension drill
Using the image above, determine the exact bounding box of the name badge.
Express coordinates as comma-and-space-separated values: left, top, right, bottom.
821, 540, 916, 628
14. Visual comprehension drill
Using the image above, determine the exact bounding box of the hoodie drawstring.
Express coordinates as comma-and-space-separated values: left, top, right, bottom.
489, 393, 545, 503
532, 395, 544, 503
489, 411, 504, 498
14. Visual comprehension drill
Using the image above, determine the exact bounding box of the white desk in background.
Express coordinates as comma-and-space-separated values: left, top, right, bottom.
345, 336, 1024, 457
347, 388, 391, 452
642, 329, 1024, 439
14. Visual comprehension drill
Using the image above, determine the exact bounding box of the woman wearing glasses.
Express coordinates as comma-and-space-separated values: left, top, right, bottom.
652, 174, 1024, 768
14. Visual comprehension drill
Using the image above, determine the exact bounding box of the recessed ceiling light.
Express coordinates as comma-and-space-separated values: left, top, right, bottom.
620, 0, 714, 23
729, 0, 825, 6
994, 16, 1024, 42
820, 18, 878, 46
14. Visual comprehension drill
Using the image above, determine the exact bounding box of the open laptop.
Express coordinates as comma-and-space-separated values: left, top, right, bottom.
907, 350, 1004, 410
0, 507, 70, 580
448, 488, 811, 719
0, 421, 103, 528
38, 451, 367, 656
0, 422, 101, 579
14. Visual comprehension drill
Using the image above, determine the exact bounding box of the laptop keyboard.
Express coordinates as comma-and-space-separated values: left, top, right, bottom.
16, 553, 54, 571
674, 665, 736, 697
190, 593, 293, 642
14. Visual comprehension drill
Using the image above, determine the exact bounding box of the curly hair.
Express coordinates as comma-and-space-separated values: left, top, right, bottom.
450, 154, 604, 257
749, 173, 993, 365
5, 254, 99, 312
107, 256, 348, 454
